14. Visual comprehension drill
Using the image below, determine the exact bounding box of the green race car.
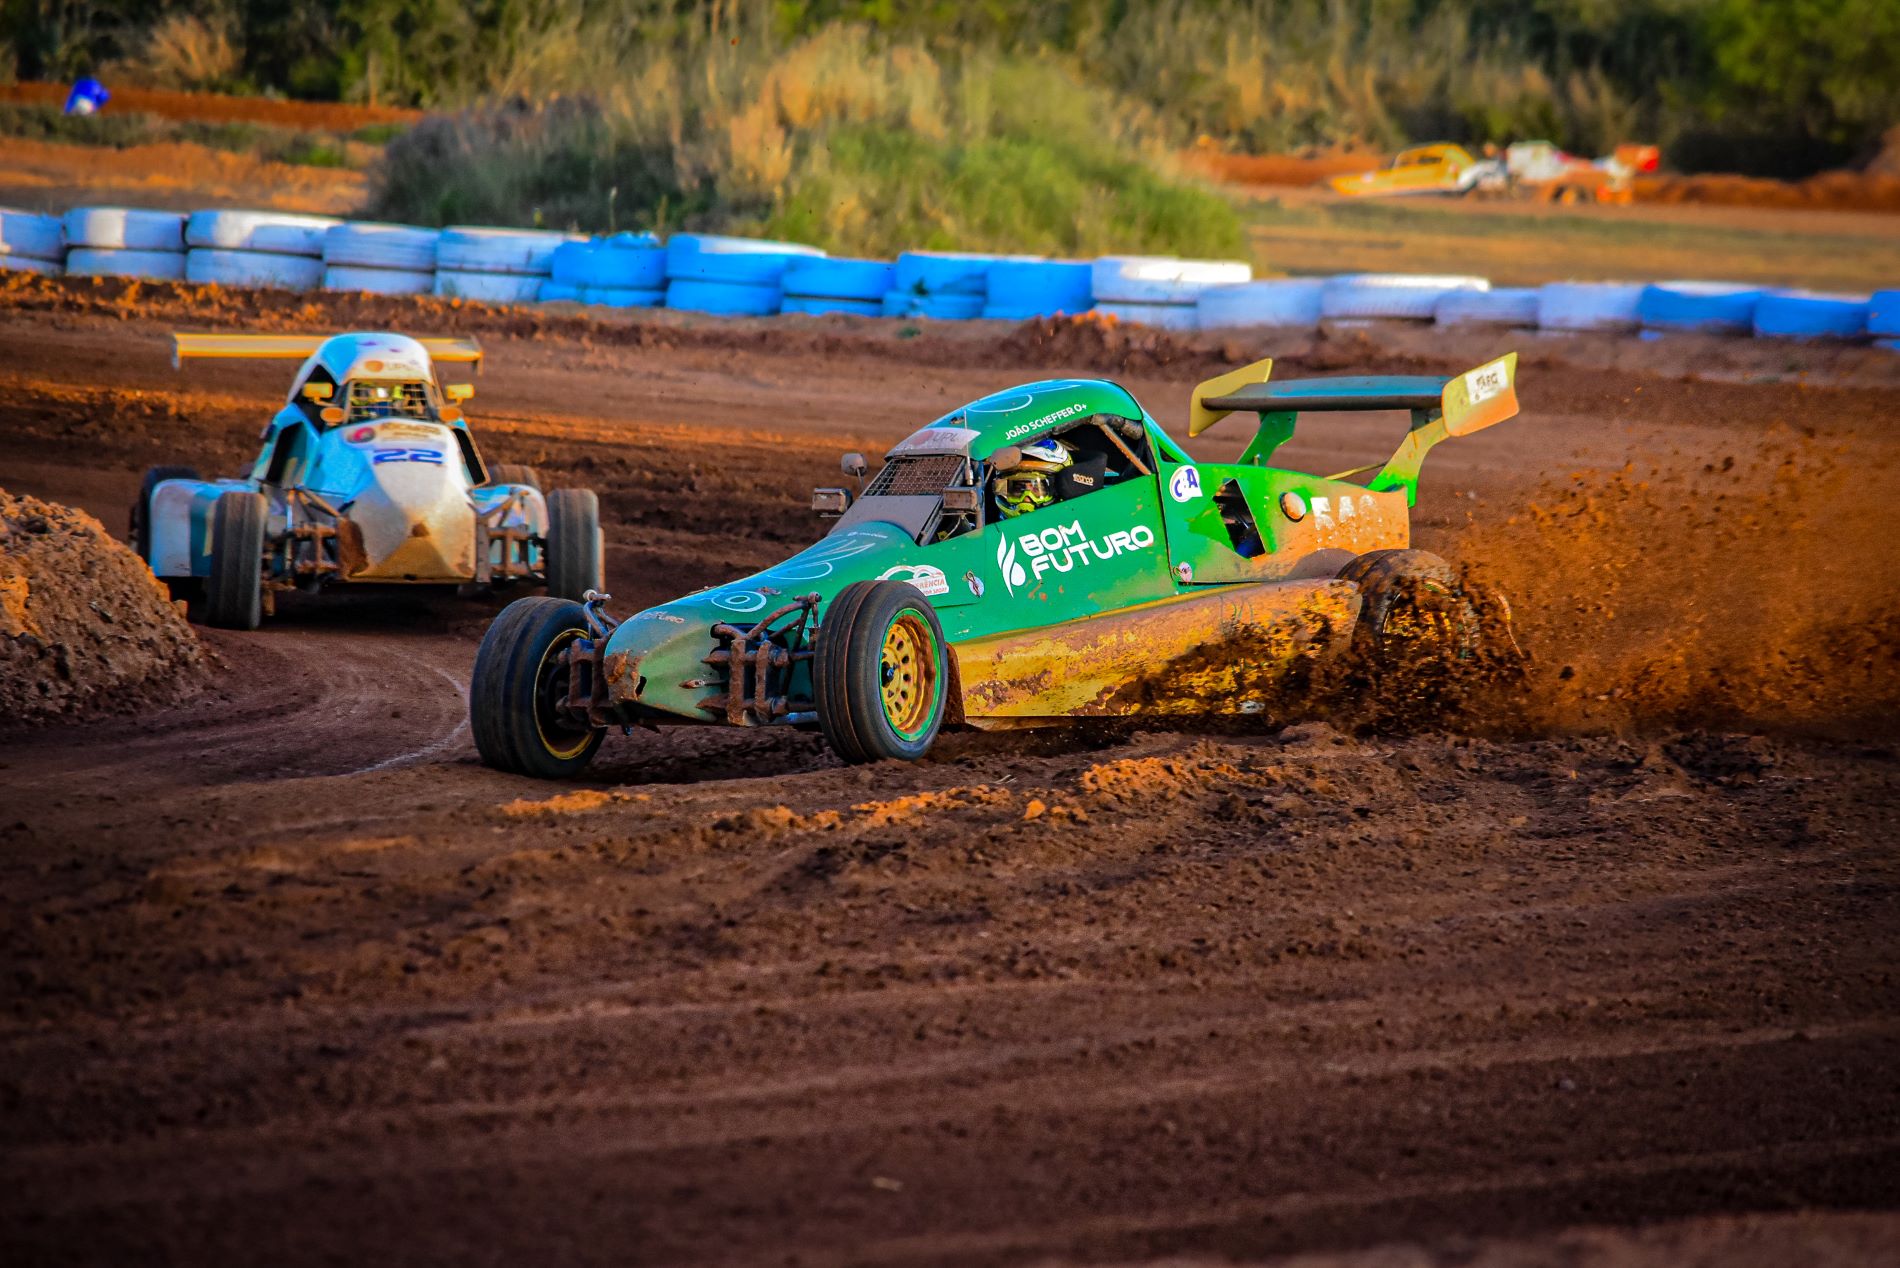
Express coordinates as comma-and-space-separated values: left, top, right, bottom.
471, 353, 1521, 776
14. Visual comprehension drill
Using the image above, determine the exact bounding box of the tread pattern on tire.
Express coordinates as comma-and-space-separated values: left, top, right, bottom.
812, 580, 948, 764
544, 488, 601, 601
206, 491, 267, 630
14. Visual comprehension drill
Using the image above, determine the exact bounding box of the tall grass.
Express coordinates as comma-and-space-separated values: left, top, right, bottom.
369, 26, 1247, 258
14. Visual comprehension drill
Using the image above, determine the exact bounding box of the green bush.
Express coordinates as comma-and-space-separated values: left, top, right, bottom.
367, 32, 1246, 258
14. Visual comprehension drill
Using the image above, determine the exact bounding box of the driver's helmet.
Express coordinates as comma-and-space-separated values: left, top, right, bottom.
992, 436, 1072, 519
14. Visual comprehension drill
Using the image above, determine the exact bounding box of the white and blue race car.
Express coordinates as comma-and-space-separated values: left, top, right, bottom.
133, 331, 602, 629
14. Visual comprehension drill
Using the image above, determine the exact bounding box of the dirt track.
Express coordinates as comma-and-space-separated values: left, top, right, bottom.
2, 280, 1898, 1265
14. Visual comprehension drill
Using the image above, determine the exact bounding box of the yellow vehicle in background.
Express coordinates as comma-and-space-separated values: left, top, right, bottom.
1327, 143, 1497, 197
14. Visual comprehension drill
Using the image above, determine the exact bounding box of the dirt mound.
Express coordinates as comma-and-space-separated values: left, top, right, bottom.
0, 489, 203, 722
1636, 169, 1900, 214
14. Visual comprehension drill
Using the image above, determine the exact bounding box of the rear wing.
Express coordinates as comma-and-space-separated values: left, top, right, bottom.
171, 333, 484, 370
1188, 353, 1518, 504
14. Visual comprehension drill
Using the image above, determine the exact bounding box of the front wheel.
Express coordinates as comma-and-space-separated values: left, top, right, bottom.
544, 487, 602, 601
471, 596, 604, 778
204, 491, 267, 630
812, 580, 950, 764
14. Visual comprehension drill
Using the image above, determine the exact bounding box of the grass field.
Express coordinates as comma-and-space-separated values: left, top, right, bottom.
1242, 189, 1900, 291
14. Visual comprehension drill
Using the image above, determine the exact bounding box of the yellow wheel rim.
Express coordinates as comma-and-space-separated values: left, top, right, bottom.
879, 612, 940, 740
532, 628, 594, 760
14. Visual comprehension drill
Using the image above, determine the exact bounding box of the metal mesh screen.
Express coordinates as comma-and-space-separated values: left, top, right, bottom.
866, 455, 967, 498
347, 381, 432, 421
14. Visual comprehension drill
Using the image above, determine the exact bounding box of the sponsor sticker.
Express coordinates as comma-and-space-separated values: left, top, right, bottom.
996, 518, 1156, 596
878, 564, 950, 597
1003, 402, 1085, 441
889, 425, 979, 456
1168, 465, 1204, 503
346, 425, 378, 444
1464, 360, 1507, 405
379, 421, 442, 440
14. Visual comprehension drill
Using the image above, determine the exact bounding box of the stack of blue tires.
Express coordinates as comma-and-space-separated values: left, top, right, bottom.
780, 258, 895, 316
541, 233, 665, 307
1636, 282, 1763, 335
983, 259, 1093, 320
884, 251, 1011, 319
664, 233, 822, 315
1871, 290, 1900, 350
0, 209, 65, 276
1752, 291, 1870, 340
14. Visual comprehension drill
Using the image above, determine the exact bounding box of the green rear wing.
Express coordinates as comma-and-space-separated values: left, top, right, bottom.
1190, 353, 1519, 504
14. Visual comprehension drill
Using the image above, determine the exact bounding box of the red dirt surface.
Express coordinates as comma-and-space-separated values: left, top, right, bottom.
0, 135, 366, 214
0, 81, 418, 131
1, 280, 1897, 1265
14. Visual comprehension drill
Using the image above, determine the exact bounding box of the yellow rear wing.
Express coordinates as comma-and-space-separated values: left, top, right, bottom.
1187, 355, 1273, 437
171, 333, 484, 370
1439, 352, 1517, 436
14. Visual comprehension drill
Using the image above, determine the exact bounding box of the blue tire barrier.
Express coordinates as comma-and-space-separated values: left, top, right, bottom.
665, 277, 782, 316
1433, 287, 1539, 327
782, 257, 896, 302
1322, 274, 1488, 321
65, 247, 186, 281
539, 281, 583, 302
1, 254, 61, 276
323, 264, 433, 295
186, 210, 337, 257
883, 290, 986, 320
64, 207, 185, 252
985, 259, 1093, 317
324, 222, 439, 272
186, 248, 324, 291
665, 233, 822, 286
1091, 301, 1200, 332
1870, 291, 1900, 337
1536, 282, 1645, 332
781, 295, 884, 317
1196, 278, 1327, 329
893, 251, 1011, 298
551, 234, 666, 289
1091, 256, 1252, 304
1636, 282, 1762, 334
0, 209, 65, 263
434, 269, 543, 303
437, 227, 577, 276
582, 286, 664, 308
1752, 291, 1870, 340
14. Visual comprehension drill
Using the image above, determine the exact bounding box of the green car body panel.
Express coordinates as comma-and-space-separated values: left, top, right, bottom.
593, 353, 1519, 728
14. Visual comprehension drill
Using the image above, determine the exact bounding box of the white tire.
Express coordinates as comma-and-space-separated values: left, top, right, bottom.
324, 264, 434, 295
1322, 274, 1489, 320
1435, 287, 1540, 326
1196, 278, 1326, 329
1, 254, 61, 276
65, 247, 186, 281
185, 210, 339, 256
323, 222, 440, 271
0, 208, 63, 262
436, 227, 577, 276
434, 269, 543, 303
1091, 256, 1252, 304
186, 248, 324, 291
1537, 282, 1645, 332
62, 207, 186, 252
1091, 301, 1200, 331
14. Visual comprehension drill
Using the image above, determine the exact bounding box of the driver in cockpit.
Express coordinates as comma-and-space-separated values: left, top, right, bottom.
991, 437, 1074, 519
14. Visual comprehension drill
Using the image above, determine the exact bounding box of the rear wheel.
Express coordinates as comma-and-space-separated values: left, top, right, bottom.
813, 580, 949, 764
488, 462, 541, 491
204, 491, 267, 630
544, 487, 602, 601
130, 464, 200, 598
471, 596, 604, 778
1339, 549, 1475, 664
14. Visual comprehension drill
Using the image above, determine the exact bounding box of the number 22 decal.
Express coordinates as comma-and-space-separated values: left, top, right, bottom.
371, 447, 444, 465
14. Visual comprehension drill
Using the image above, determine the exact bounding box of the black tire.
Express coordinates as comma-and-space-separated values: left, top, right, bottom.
812, 580, 950, 764
544, 487, 602, 601
204, 491, 267, 630
1337, 549, 1474, 663
471, 596, 604, 778
488, 462, 541, 491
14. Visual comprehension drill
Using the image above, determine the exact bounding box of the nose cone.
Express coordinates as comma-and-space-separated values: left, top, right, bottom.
602, 601, 728, 723
347, 450, 476, 580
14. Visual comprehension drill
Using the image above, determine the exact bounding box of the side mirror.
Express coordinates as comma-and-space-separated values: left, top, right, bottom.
319, 406, 346, 425
439, 406, 464, 423
301, 382, 333, 402
941, 487, 981, 513
445, 383, 475, 402
812, 488, 851, 516
841, 452, 868, 478
987, 445, 1022, 474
